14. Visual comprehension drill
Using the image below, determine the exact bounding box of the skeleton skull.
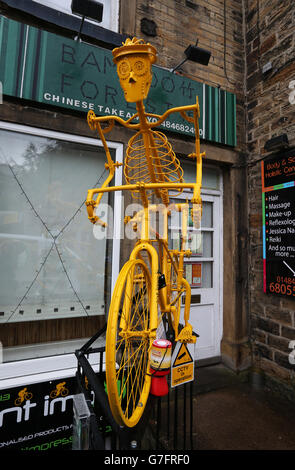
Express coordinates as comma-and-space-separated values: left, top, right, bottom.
113, 38, 157, 103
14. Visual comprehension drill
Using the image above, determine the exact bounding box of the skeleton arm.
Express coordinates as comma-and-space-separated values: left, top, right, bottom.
85, 111, 123, 225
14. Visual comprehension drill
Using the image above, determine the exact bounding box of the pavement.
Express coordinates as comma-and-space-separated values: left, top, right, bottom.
192, 363, 295, 450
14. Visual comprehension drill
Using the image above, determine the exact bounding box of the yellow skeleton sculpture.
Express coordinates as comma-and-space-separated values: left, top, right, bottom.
86, 37, 204, 226
85, 37, 205, 346
84, 38, 206, 427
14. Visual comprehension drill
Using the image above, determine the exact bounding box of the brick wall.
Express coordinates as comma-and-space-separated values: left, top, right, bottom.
246, 0, 295, 397
126, 0, 247, 152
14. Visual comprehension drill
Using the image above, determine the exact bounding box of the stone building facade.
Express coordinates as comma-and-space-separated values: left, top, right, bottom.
245, 0, 295, 399
0, 0, 294, 411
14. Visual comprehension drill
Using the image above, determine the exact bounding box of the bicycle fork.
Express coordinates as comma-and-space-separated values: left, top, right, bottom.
129, 242, 159, 340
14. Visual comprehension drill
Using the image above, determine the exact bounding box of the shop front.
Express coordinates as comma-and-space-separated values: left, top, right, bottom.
0, 15, 237, 449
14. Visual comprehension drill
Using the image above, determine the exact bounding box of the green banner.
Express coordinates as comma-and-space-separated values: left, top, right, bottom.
0, 16, 236, 146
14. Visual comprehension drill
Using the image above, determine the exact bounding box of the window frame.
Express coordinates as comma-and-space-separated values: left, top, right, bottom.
2, 0, 124, 47
31, 0, 120, 33
0, 121, 123, 359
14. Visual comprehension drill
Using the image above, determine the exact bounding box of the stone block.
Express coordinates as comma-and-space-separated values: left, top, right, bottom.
259, 357, 291, 382
251, 316, 280, 336
260, 34, 276, 54
265, 306, 292, 326
281, 325, 295, 340
274, 351, 295, 371
268, 334, 291, 354
254, 341, 273, 360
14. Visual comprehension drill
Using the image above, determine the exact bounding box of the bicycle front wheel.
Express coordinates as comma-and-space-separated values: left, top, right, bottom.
106, 258, 153, 427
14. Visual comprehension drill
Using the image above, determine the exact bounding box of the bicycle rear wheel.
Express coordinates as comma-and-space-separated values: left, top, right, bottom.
106, 258, 153, 427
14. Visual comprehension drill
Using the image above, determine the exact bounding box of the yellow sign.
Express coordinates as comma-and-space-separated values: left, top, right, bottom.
173, 343, 193, 367
171, 362, 194, 387
171, 342, 195, 388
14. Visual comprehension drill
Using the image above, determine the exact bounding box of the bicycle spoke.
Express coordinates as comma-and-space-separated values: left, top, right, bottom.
123, 339, 149, 417
117, 339, 148, 383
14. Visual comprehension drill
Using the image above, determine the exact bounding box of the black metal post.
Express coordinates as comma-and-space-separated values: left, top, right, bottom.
183, 383, 186, 449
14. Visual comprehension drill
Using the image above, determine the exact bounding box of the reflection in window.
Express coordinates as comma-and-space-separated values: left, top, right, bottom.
0, 130, 113, 323
182, 161, 220, 191
184, 262, 213, 288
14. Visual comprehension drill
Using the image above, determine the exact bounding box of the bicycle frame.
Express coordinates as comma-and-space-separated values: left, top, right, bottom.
85, 101, 204, 343
127, 201, 194, 342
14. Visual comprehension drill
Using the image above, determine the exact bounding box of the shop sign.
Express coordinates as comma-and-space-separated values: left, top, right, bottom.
0, 16, 236, 147
171, 342, 195, 388
261, 151, 295, 297
0, 374, 109, 451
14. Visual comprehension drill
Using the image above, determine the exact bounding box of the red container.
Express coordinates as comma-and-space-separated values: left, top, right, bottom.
149, 339, 172, 396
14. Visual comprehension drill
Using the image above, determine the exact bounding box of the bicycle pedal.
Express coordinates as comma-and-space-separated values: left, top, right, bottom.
176, 324, 197, 344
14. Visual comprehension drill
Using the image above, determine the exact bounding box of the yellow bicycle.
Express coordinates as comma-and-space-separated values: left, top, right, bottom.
85, 38, 205, 427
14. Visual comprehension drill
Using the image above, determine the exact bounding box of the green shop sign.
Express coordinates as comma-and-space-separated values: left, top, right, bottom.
0, 16, 236, 146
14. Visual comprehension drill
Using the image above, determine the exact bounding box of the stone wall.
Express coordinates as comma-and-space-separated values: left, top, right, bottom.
245, 0, 295, 398
122, 0, 247, 153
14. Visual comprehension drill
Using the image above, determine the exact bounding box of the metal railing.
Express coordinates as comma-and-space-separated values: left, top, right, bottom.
153, 382, 194, 450
74, 324, 195, 450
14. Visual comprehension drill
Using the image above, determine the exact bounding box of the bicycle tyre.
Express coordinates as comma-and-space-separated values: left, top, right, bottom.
106, 258, 153, 427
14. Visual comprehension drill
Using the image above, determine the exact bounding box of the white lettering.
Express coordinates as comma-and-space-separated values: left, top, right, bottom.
92, 203, 113, 240
289, 80, 295, 105
104, 455, 139, 467
289, 340, 295, 365
0, 406, 22, 427
51, 94, 60, 103
43, 395, 50, 416
49, 395, 73, 415
23, 400, 37, 421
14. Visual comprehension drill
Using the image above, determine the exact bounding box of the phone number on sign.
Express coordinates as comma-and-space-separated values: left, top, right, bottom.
269, 277, 295, 295
161, 120, 203, 136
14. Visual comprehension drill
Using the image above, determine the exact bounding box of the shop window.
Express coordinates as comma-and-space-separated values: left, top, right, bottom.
182, 161, 220, 191
0, 125, 122, 324
31, 0, 119, 32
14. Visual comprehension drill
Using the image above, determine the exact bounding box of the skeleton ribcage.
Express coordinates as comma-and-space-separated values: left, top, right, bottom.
124, 129, 184, 204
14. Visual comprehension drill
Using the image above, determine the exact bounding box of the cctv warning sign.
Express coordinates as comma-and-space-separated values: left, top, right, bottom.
171, 342, 195, 388
173, 343, 194, 367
